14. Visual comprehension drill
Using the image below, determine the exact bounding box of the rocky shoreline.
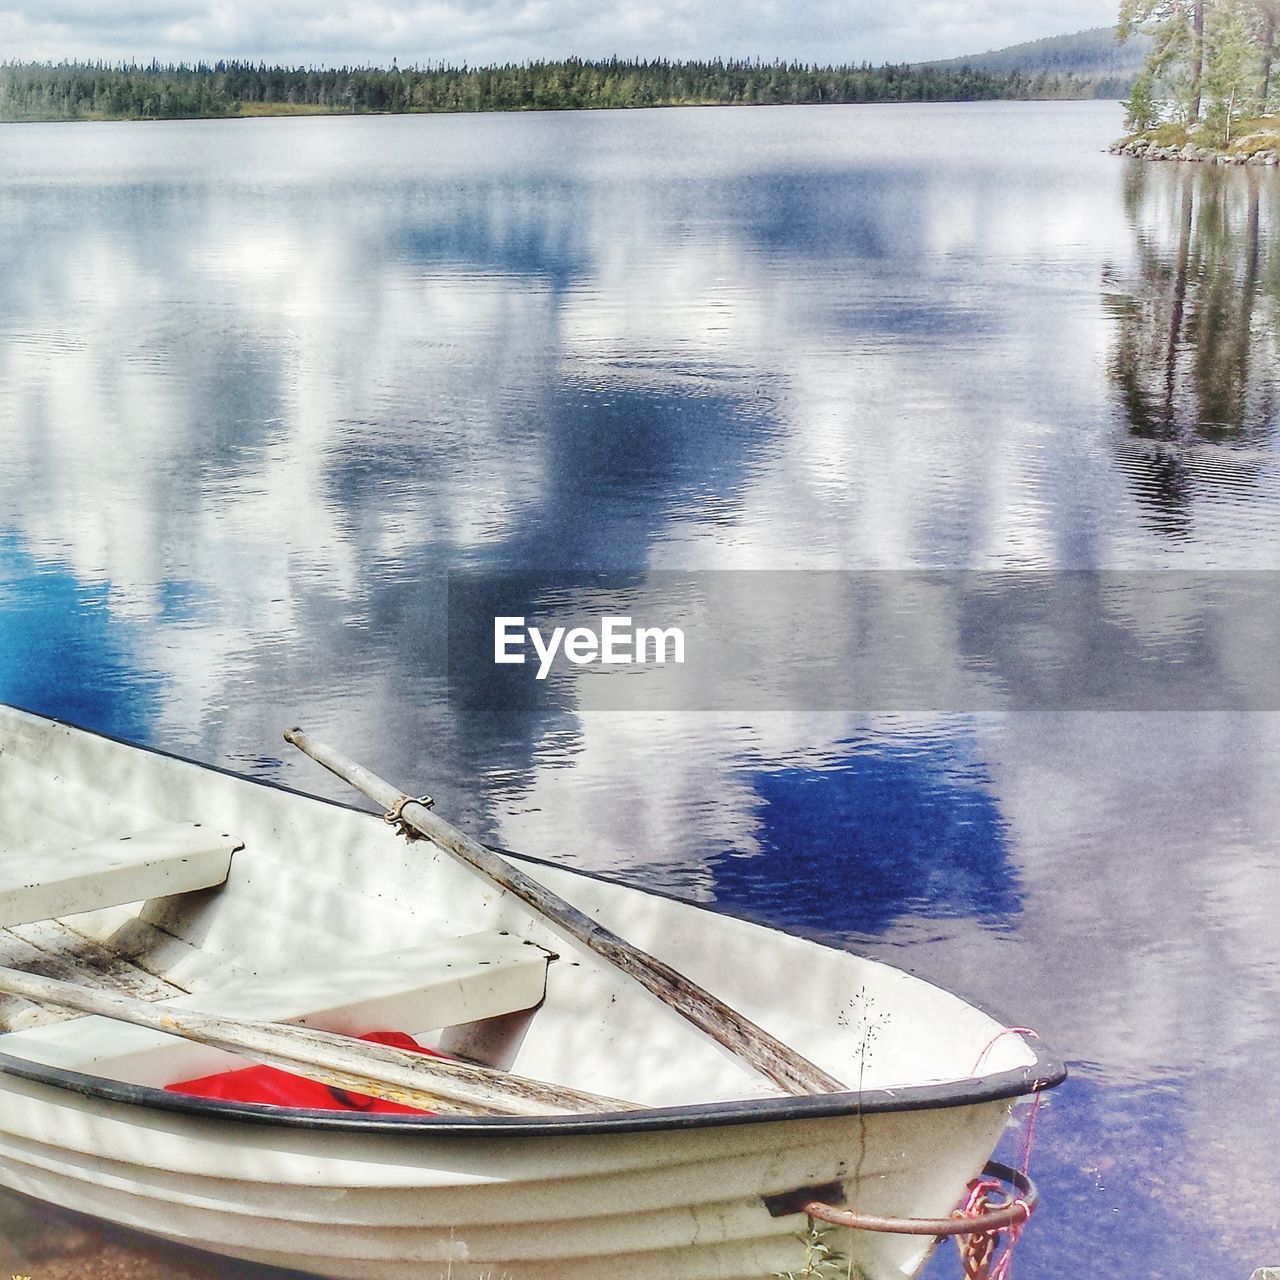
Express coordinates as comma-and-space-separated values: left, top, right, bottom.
1110, 132, 1280, 165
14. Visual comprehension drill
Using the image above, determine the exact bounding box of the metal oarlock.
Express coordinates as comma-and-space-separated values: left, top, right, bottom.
381, 792, 434, 839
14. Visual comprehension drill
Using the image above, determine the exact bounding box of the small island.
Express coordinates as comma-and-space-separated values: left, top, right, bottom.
1111, 0, 1280, 162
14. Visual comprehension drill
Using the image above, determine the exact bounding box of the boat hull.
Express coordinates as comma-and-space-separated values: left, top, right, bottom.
0, 1068, 1009, 1279
0, 704, 1062, 1279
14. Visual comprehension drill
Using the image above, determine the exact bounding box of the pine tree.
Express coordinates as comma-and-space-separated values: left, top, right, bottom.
1125, 68, 1162, 127
1251, 0, 1280, 105
1120, 0, 1209, 120
1203, 0, 1261, 140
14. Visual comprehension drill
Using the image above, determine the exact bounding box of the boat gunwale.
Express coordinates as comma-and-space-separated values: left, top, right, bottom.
0, 706, 1068, 1136
0, 1049, 1063, 1134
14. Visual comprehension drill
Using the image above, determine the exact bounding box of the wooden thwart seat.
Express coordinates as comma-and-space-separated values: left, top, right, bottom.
0, 929, 552, 1087
0, 825, 237, 928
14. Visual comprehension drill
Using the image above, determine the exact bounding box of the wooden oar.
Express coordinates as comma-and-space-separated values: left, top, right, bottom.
284, 728, 847, 1096
0, 965, 634, 1117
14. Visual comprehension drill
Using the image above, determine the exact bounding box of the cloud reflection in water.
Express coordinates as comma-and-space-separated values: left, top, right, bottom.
0, 103, 1277, 1278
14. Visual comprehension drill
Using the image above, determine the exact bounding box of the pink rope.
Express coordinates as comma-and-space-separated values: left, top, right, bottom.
1017, 1089, 1043, 1180
956, 1175, 1031, 1280
970, 1025, 1039, 1077
957, 1026, 1044, 1279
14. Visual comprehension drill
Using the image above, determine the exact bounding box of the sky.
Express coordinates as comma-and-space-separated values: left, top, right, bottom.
0, 0, 1121, 68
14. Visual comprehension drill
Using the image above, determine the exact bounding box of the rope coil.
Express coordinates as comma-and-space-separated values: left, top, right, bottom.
952, 1169, 1032, 1280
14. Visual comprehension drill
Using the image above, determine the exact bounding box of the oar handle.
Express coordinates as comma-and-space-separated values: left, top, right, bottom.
285, 728, 846, 1096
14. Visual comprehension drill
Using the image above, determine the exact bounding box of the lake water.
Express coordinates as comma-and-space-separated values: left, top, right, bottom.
2, 100, 1279, 1279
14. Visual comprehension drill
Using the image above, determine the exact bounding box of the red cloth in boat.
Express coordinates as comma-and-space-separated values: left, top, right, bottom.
165, 1030, 439, 1114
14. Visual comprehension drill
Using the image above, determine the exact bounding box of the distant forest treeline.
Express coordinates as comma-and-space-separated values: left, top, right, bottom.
929, 25, 1149, 78
0, 58, 1125, 122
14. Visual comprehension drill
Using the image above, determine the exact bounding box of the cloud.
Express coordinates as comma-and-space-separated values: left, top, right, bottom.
0, 0, 1120, 66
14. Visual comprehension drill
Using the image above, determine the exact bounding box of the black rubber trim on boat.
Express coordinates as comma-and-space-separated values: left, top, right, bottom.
0, 1049, 1065, 1137
0, 704, 1069, 1135
0, 948, 1065, 1134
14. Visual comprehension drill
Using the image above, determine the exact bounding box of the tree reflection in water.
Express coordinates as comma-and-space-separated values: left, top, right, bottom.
1104, 163, 1280, 537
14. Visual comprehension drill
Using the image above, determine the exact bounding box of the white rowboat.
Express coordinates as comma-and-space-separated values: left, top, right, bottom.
0, 704, 1063, 1279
